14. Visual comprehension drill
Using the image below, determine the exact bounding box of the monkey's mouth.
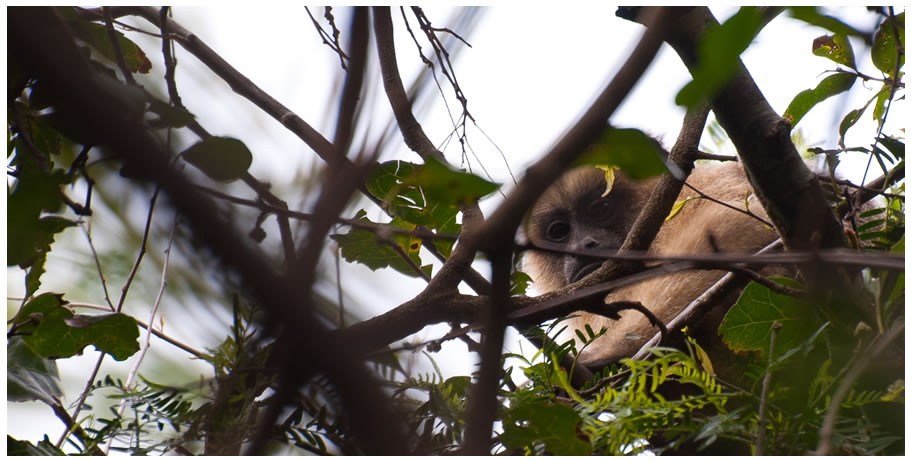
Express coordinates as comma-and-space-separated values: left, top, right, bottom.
571, 261, 604, 284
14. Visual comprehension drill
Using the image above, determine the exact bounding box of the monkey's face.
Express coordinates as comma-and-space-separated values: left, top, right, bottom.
523, 167, 650, 293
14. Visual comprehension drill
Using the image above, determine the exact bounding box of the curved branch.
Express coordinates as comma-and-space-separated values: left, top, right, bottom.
9, 7, 409, 454
469, 6, 676, 254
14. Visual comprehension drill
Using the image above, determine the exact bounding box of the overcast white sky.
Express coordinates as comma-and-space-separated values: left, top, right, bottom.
7, 5, 904, 448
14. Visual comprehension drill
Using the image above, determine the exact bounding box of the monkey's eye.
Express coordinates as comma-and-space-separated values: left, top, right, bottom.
589, 199, 613, 220
545, 220, 570, 242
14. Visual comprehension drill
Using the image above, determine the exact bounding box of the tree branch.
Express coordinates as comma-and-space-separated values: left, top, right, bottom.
9, 7, 409, 454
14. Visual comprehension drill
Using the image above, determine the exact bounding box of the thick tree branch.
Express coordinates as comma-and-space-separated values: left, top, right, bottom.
642, 7, 850, 256
9, 7, 408, 455
468, 6, 675, 264
373, 6, 447, 164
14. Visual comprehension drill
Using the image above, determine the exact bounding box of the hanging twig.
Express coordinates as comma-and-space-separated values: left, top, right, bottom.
755, 321, 781, 456
104, 214, 179, 454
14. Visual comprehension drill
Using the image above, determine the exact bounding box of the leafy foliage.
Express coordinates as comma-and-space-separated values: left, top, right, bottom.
11, 293, 140, 361
6, 5, 904, 457
574, 128, 668, 180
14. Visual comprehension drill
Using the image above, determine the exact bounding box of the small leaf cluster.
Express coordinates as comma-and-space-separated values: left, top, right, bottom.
332, 157, 498, 279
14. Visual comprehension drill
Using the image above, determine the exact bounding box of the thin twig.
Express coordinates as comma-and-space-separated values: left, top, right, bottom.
334, 243, 346, 328
104, 214, 178, 454
755, 321, 781, 456
304, 6, 350, 70
102, 7, 136, 86
67, 301, 202, 357
629, 240, 784, 362
694, 150, 738, 162
80, 224, 116, 311
521, 239, 903, 272
56, 352, 105, 448
8, 297, 205, 358
116, 187, 160, 313
192, 182, 456, 241
683, 180, 776, 229
159, 7, 182, 107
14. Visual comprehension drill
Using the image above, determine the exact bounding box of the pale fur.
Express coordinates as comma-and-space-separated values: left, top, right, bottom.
524, 162, 779, 365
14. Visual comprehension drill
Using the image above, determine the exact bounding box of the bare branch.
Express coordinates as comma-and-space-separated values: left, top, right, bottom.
469, 6, 676, 255
755, 321, 781, 456
102, 7, 136, 86
9, 8, 409, 454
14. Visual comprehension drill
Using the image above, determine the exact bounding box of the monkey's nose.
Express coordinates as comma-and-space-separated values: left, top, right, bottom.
582, 237, 600, 248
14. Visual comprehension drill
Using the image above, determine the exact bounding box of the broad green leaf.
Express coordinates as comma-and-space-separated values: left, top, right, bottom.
871, 12, 905, 75
401, 156, 500, 207
788, 7, 868, 39
7, 149, 77, 267
784, 72, 856, 128
7, 336, 63, 405
180, 136, 253, 182
511, 270, 532, 295
812, 34, 857, 69
501, 401, 592, 456
676, 7, 763, 108
330, 210, 430, 279
575, 128, 666, 180
718, 278, 820, 361
877, 136, 904, 161
13, 293, 140, 361
366, 160, 466, 257
67, 19, 152, 73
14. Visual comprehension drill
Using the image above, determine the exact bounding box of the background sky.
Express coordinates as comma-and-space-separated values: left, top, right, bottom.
6, 5, 902, 448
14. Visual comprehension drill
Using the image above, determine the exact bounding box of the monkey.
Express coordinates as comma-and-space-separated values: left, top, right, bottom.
522, 162, 781, 369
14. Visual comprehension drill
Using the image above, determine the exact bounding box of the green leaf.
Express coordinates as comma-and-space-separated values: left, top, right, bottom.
877, 136, 904, 161
180, 136, 253, 182
25, 252, 47, 300
837, 107, 864, 146
676, 7, 763, 108
146, 98, 197, 129
718, 278, 820, 361
788, 7, 869, 39
871, 12, 905, 76
784, 72, 856, 128
511, 271, 532, 295
401, 157, 500, 207
7, 336, 63, 405
575, 128, 667, 180
67, 19, 152, 74
7, 150, 77, 268
13, 293, 140, 361
330, 210, 430, 279
812, 34, 857, 69
366, 160, 466, 257
872, 85, 891, 124
501, 401, 592, 456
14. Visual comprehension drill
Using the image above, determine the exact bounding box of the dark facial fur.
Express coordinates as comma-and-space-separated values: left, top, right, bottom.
524, 167, 655, 292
